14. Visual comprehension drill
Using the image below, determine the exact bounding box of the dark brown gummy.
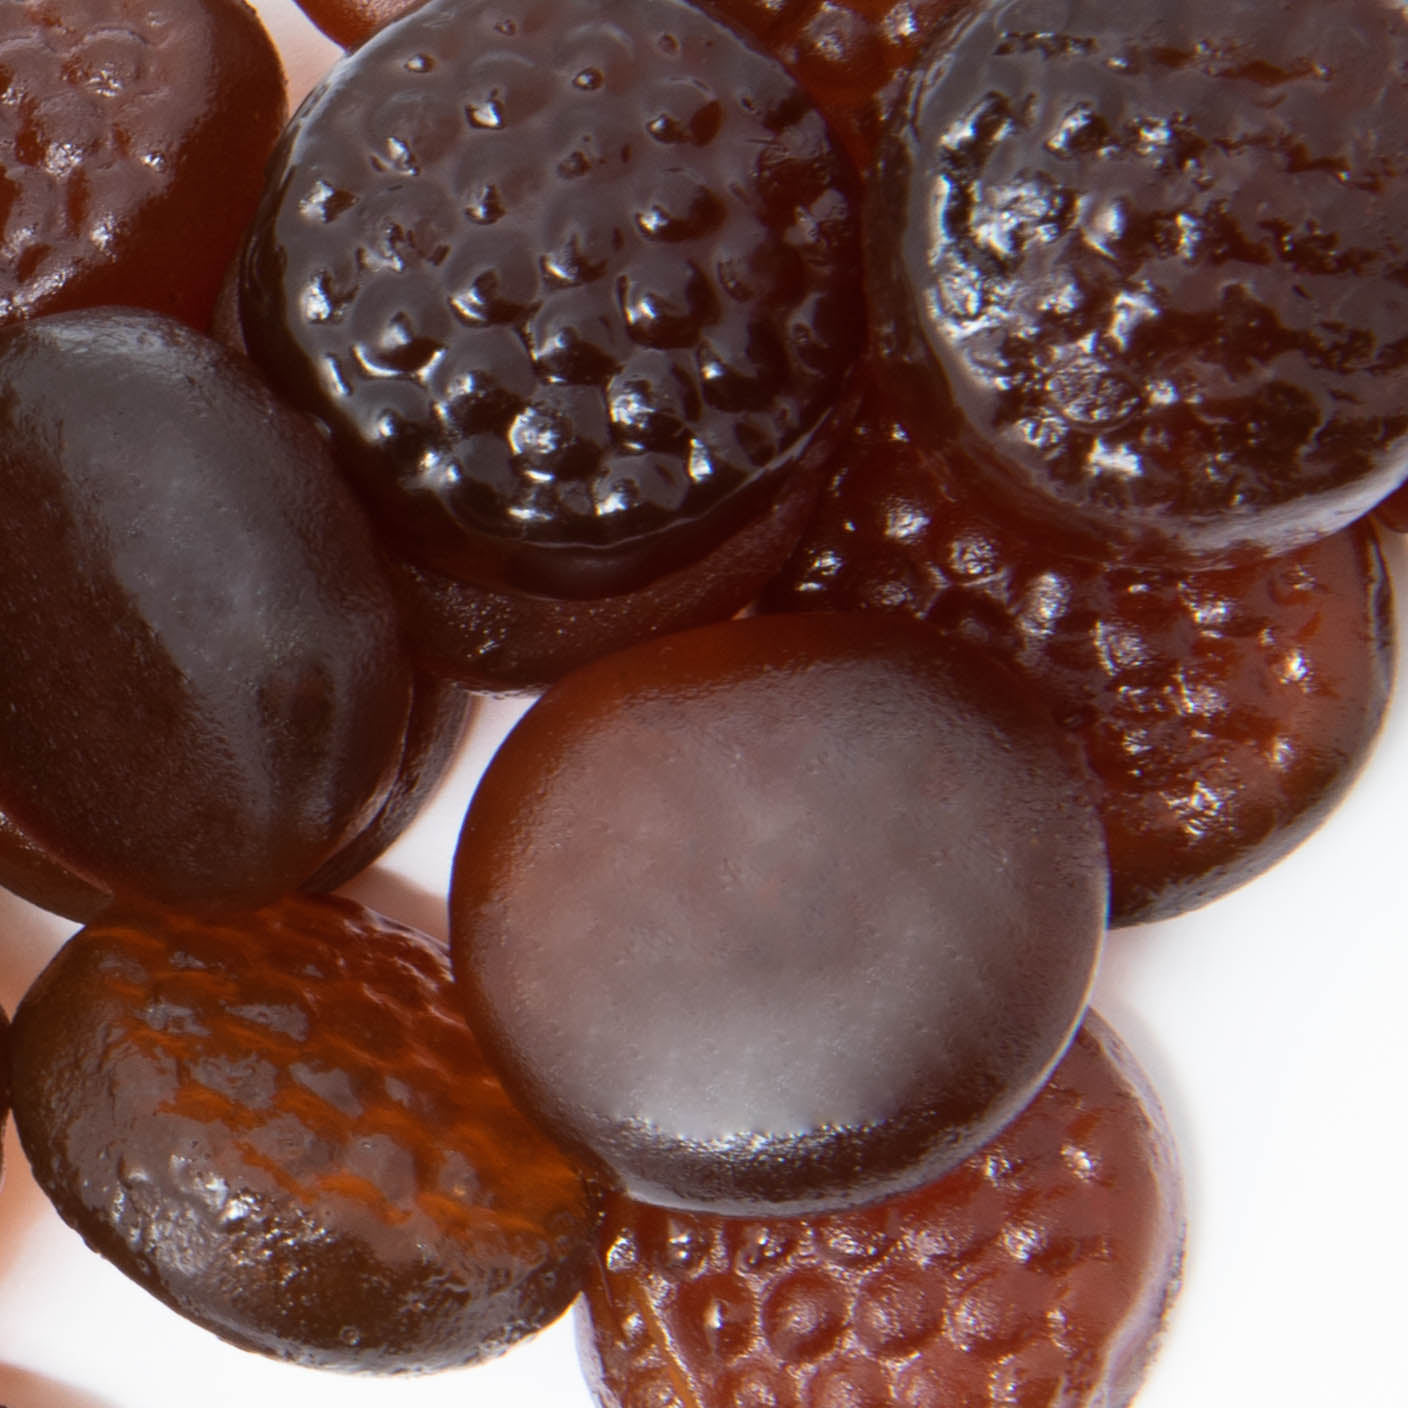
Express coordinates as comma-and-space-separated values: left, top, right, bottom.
303, 671, 473, 891
869, 0, 1408, 565
762, 371, 1395, 925
0, 309, 413, 912
704, 0, 972, 168
579, 1011, 1184, 1408
9, 894, 603, 1372
0, 673, 471, 922
389, 457, 821, 690
0, 0, 286, 330
239, 0, 863, 601
452, 612, 1106, 1214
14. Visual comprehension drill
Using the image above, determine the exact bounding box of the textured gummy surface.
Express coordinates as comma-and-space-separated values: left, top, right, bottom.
870, 0, 1408, 564
240, 0, 863, 600
762, 369, 1395, 925
10, 894, 602, 1372
0, 0, 285, 328
579, 1012, 1184, 1408
706, 0, 971, 167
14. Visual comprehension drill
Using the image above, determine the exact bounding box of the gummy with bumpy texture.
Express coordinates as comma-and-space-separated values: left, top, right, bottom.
579, 1011, 1184, 1408
869, 0, 1408, 566
10, 894, 603, 1373
0, 0, 286, 329
452, 612, 1107, 1215
762, 371, 1395, 925
240, 0, 863, 601
0, 309, 413, 912
706, 0, 973, 167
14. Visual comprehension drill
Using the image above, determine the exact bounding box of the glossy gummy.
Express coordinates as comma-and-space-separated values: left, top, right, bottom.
0, 308, 413, 912
239, 0, 864, 601
870, 0, 1408, 565
9, 894, 604, 1372
579, 1012, 1184, 1408
0, 0, 286, 329
452, 612, 1107, 1215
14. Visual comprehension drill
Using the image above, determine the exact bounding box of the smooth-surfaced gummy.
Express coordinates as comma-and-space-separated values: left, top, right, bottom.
452, 612, 1106, 1215
0, 308, 413, 912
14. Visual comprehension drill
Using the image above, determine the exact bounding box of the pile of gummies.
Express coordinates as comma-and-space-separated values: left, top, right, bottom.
1, 0, 1403, 1402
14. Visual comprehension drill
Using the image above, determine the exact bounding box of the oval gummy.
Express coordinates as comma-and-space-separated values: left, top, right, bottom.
0, 309, 413, 911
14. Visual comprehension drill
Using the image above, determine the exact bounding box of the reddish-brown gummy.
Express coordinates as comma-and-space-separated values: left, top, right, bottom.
0, 0, 286, 330
0, 309, 413, 912
9, 894, 602, 1372
239, 0, 863, 601
762, 369, 1394, 925
452, 612, 1106, 1214
579, 1011, 1184, 1408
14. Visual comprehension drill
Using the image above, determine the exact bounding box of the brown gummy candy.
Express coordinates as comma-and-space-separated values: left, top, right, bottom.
9, 893, 603, 1372
762, 370, 1395, 925
869, 0, 1408, 565
0, 671, 470, 923
387, 459, 822, 691
452, 612, 1107, 1215
0, 308, 413, 912
705, 0, 972, 168
290, 0, 416, 48
0, 0, 286, 330
239, 0, 864, 606
579, 1010, 1184, 1408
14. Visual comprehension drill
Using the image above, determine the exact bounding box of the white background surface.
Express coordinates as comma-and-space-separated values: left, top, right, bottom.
2, 3, 1407, 1405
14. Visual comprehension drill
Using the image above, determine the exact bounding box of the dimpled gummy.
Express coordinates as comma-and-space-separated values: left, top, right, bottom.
9, 894, 603, 1372
452, 612, 1107, 1215
578, 1011, 1184, 1408
706, 0, 972, 167
762, 371, 1395, 925
870, 0, 1408, 566
0, 308, 413, 912
239, 0, 864, 601
0, 0, 286, 329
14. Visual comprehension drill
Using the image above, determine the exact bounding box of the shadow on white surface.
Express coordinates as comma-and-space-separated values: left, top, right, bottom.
0, 1364, 120, 1408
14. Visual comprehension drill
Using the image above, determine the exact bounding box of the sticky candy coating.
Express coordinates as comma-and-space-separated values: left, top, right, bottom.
578, 1011, 1184, 1408
452, 612, 1107, 1215
0, 309, 412, 911
10, 894, 603, 1373
870, 0, 1408, 566
762, 373, 1395, 925
0, 0, 286, 330
239, 0, 863, 601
